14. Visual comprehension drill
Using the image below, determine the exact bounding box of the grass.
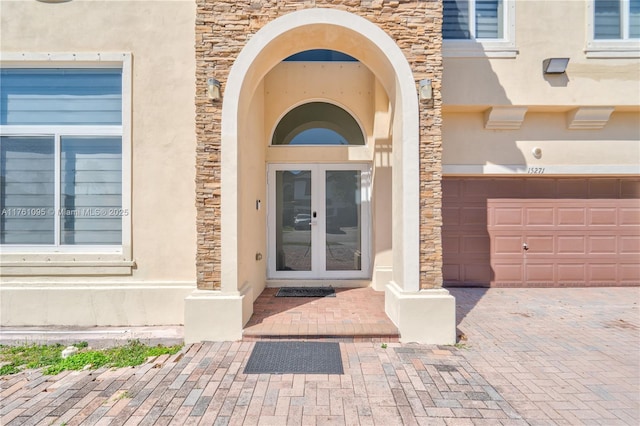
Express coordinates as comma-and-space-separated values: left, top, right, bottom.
0, 340, 183, 376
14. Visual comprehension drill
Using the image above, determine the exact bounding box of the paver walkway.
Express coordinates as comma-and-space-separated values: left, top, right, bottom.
244, 287, 399, 341
450, 287, 640, 425
1, 287, 639, 425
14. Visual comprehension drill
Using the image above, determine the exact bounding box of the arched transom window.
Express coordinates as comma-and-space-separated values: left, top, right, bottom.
271, 102, 365, 146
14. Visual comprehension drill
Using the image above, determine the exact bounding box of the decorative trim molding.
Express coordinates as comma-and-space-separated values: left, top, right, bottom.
566, 106, 615, 130
483, 106, 528, 130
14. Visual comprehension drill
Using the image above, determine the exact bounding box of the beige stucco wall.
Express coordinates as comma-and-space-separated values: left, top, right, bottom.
443, 111, 640, 172
442, 0, 640, 174
234, 61, 394, 294
0, 0, 196, 325
443, 0, 640, 107
237, 80, 267, 302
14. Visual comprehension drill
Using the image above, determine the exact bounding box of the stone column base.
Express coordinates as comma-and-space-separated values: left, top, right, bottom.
385, 282, 456, 344
184, 285, 253, 344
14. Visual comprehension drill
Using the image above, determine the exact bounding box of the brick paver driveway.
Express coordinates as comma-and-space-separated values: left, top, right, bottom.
1, 287, 639, 425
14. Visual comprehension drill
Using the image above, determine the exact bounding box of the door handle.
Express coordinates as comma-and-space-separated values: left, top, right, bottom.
522, 242, 529, 251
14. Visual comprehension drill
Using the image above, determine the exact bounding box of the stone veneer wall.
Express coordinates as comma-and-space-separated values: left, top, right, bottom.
195, 0, 443, 290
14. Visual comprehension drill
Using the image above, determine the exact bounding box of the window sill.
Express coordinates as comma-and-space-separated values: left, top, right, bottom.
585, 40, 640, 58
0, 254, 135, 276
443, 40, 518, 58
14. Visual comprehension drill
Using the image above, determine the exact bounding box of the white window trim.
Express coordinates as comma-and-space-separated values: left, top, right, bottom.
586, 0, 640, 58
443, 0, 517, 58
0, 52, 133, 275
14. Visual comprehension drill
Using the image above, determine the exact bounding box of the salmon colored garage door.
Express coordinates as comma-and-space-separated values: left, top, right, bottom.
442, 178, 640, 287
488, 199, 639, 286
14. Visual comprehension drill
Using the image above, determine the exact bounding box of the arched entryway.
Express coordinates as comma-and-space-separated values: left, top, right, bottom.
186, 7, 455, 344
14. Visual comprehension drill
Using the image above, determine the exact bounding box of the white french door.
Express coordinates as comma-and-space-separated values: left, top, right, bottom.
267, 163, 371, 279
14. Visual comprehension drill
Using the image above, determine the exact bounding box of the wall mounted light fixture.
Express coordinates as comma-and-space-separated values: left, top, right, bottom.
207, 78, 221, 101
419, 79, 432, 101
542, 58, 569, 75
532, 147, 542, 159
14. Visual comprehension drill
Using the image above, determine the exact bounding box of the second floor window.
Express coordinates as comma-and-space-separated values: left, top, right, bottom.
443, 0, 505, 40
594, 0, 640, 40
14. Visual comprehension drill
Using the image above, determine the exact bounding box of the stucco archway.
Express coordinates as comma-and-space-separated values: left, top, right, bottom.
186, 7, 455, 344
222, 8, 419, 291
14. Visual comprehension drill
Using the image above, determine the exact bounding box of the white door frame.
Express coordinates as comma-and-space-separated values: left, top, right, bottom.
267, 163, 371, 280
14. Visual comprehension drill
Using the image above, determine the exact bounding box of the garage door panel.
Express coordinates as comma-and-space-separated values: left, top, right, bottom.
620, 236, 640, 254
588, 236, 617, 255
493, 207, 523, 226
443, 264, 460, 282
442, 236, 459, 253
558, 207, 587, 226
525, 236, 554, 254
493, 263, 522, 281
463, 264, 492, 283
525, 263, 555, 282
463, 180, 491, 198
492, 235, 522, 255
588, 264, 618, 282
462, 235, 490, 254
620, 207, 640, 226
557, 179, 589, 198
461, 207, 487, 226
620, 263, 640, 282
620, 180, 640, 198
557, 236, 586, 254
442, 179, 461, 199
442, 207, 460, 226
589, 208, 618, 226
491, 179, 525, 197
526, 208, 554, 226
525, 179, 557, 197
589, 179, 619, 198
557, 264, 586, 282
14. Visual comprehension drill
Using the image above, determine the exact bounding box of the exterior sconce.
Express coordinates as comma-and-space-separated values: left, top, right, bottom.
532, 147, 542, 159
542, 58, 569, 75
207, 78, 221, 101
418, 79, 432, 101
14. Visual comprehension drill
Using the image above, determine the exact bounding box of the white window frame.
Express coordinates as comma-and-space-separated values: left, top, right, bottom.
443, 0, 518, 58
0, 53, 133, 275
586, 0, 640, 58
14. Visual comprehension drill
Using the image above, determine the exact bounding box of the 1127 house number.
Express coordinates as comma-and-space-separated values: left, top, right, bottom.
527, 167, 545, 174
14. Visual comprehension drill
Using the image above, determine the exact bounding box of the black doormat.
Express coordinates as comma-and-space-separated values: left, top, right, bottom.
275, 287, 336, 297
243, 341, 344, 374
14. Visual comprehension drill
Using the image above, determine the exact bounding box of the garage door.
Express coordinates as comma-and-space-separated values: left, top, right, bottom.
443, 178, 640, 287
489, 199, 639, 286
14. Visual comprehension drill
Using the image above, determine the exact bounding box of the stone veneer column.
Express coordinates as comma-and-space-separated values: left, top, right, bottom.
195, 0, 443, 291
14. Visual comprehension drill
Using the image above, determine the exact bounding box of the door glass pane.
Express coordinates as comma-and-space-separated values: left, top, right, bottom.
1, 136, 55, 244
325, 170, 361, 271
60, 136, 122, 245
276, 170, 312, 271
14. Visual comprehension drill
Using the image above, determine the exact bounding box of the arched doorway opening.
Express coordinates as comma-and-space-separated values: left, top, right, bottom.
186, 8, 455, 344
